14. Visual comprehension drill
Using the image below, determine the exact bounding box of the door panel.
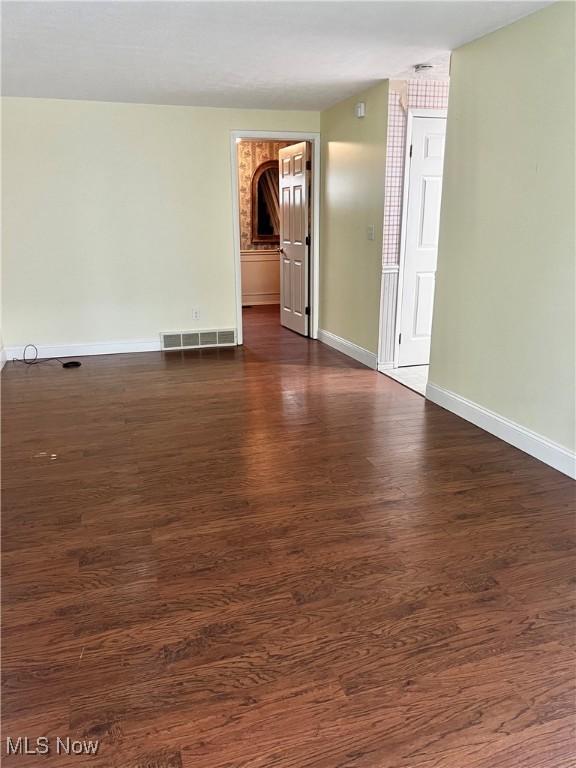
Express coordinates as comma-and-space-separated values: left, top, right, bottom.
279, 141, 310, 336
398, 116, 446, 366
293, 186, 304, 244
281, 187, 291, 242
424, 134, 444, 159
282, 256, 291, 309
414, 272, 435, 337
292, 259, 304, 315
419, 177, 442, 248
293, 151, 304, 175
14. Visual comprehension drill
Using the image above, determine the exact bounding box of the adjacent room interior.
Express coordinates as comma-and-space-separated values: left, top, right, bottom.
1, 2, 574, 767
238, 139, 291, 312
238, 138, 293, 347
235, 136, 317, 344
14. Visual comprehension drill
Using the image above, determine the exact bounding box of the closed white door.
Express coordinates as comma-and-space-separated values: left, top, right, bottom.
279, 141, 310, 336
398, 116, 446, 366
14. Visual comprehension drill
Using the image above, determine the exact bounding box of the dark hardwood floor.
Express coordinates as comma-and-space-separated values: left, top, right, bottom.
2, 305, 575, 768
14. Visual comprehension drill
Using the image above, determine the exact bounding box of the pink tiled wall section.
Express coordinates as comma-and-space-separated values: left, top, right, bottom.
382, 79, 449, 267
407, 79, 450, 109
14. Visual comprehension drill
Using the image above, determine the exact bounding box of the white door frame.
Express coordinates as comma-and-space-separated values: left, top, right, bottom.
387, 108, 447, 368
230, 130, 321, 345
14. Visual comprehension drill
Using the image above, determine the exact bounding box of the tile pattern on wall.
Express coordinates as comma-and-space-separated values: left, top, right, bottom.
237, 140, 292, 252
382, 96, 406, 267
382, 79, 449, 267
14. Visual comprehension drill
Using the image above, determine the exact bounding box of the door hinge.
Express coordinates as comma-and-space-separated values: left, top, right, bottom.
398, 333, 402, 344
305, 307, 310, 316
305, 235, 310, 246
306, 160, 312, 171
409, 144, 413, 159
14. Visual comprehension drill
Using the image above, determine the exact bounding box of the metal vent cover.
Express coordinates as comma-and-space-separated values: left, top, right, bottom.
199, 331, 218, 347
217, 330, 236, 345
182, 332, 200, 348
162, 333, 182, 349
161, 329, 236, 351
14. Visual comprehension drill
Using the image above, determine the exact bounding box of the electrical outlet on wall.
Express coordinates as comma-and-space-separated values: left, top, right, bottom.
367, 224, 375, 241
192, 309, 200, 321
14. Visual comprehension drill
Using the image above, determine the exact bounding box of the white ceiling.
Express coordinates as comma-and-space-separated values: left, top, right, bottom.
2, 1, 551, 111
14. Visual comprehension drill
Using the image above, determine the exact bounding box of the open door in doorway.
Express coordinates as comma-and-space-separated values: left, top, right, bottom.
279, 141, 310, 336
397, 115, 446, 366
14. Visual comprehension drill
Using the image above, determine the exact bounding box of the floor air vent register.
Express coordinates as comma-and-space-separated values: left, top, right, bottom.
160, 330, 236, 351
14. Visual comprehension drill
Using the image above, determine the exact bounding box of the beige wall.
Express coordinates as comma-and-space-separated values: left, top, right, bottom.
429, 2, 575, 451
320, 81, 389, 353
1, 98, 319, 347
241, 249, 280, 306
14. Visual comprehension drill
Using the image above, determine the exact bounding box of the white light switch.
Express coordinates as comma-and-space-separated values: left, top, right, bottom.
367, 224, 375, 241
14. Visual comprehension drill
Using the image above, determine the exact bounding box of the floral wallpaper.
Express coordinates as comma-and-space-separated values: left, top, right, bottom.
237, 140, 292, 251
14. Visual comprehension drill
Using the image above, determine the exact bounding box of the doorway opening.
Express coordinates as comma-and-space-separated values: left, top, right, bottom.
231, 130, 321, 346
377, 80, 450, 396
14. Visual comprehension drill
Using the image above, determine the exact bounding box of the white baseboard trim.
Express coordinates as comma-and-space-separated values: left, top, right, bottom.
0, 346, 6, 371
242, 295, 280, 306
5, 339, 162, 360
426, 382, 576, 479
377, 362, 394, 372
318, 329, 377, 369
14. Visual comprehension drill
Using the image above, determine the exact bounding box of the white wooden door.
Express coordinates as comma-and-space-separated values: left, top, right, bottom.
398, 116, 446, 366
279, 142, 310, 336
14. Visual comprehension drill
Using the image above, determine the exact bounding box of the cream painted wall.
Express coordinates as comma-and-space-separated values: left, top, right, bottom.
1, 98, 319, 347
429, 2, 575, 451
320, 82, 389, 353
0, 98, 4, 368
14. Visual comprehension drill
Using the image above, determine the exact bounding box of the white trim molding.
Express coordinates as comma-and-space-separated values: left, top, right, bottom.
6, 339, 162, 360
318, 329, 377, 370
426, 382, 576, 479
377, 265, 399, 368
0, 346, 6, 371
